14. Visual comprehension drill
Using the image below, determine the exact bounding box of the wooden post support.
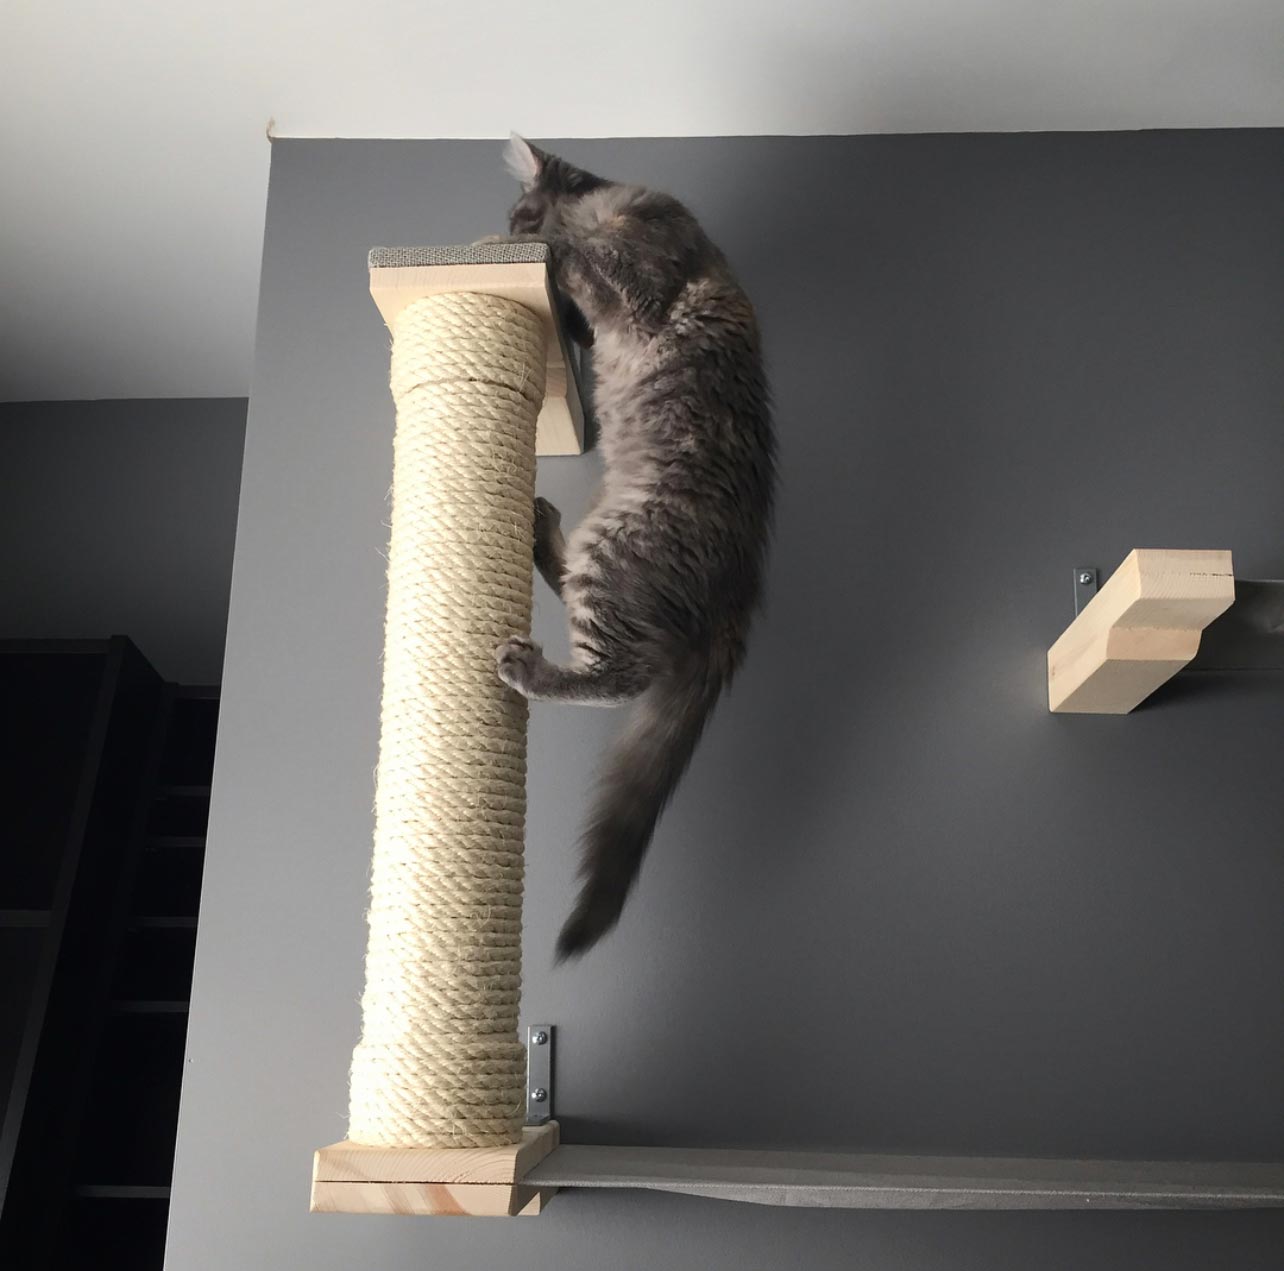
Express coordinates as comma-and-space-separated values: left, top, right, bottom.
1047, 549, 1235, 714
312, 1123, 561, 1217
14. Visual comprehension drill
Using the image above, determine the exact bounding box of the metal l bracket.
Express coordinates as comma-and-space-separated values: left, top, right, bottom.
1073, 567, 1098, 615
525, 1023, 553, 1126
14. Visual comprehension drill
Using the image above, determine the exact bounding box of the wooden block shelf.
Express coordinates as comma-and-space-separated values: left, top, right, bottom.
311, 1123, 561, 1217
1047, 549, 1235, 713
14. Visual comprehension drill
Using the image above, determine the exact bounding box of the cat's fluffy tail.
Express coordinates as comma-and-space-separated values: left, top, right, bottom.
556, 654, 722, 960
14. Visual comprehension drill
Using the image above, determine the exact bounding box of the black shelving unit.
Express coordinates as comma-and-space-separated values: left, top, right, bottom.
0, 642, 219, 1269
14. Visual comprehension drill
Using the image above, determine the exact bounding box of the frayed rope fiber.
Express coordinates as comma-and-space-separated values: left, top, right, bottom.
347, 290, 546, 1147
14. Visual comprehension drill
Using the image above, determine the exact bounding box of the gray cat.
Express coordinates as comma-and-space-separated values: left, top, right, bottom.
494, 136, 776, 958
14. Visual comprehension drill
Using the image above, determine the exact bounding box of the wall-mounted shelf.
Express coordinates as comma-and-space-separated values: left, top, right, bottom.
1047, 549, 1235, 713
528, 1144, 1284, 1211
311, 1129, 1284, 1213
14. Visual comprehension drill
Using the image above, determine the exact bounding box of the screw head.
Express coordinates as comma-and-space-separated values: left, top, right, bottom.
532, 1030, 548, 1046
530, 1087, 548, 1103
1077, 571, 1094, 586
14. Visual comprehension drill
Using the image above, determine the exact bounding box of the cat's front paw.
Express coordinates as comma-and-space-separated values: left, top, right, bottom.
472, 234, 509, 246
495, 635, 543, 694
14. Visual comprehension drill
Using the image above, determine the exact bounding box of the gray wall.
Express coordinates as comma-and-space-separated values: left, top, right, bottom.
168, 133, 1284, 1269
0, 399, 246, 682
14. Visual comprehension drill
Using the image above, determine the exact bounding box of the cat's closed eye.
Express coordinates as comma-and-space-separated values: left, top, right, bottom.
509, 196, 544, 235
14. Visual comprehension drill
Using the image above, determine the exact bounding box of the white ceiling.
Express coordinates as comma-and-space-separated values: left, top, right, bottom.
3, 0, 1282, 401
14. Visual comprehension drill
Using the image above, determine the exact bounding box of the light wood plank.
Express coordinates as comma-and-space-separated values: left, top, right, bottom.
314, 1122, 558, 1186
369, 260, 584, 456
527, 1144, 1284, 1210
311, 1123, 559, 1216
309, 1180, 555, 1217
1047, 548, 1234, 713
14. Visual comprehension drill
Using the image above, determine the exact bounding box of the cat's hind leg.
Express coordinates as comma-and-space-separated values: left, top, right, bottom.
495, 637, 648, 705
533, 497, 567, 598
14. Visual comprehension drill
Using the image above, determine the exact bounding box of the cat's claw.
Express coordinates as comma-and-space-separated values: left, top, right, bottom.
495, 635, 542, 694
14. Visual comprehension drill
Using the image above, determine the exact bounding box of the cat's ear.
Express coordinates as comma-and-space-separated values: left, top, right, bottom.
504, 133, 545, 190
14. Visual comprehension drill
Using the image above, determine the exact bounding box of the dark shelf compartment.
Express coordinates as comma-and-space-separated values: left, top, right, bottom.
72, 1014, 187, 1188
1, 644, 216, 1271
113, 926, 197, 1002
157, 696, 219, 788
133, 844, 205, 917
0, 909, 51, 928
67, 1194, 169, 1270
0, 649, 106, 910
146, 790, 209, 838
109, 1001, 189, 1016
0, 927, 45, 1106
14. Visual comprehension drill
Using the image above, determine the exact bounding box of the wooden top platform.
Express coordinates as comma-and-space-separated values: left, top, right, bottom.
368, 243, 584, 456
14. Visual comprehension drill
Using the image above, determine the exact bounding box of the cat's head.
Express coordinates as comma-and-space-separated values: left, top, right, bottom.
504, 134, 609, 234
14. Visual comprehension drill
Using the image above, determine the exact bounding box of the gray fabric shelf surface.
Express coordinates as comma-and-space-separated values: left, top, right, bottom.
526, 1145, 1284, 1210
368, 242, 550, 269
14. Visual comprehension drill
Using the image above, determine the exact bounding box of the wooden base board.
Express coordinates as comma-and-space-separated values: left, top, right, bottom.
311, 1122, 559, 1217
310, 1178, 556, 1217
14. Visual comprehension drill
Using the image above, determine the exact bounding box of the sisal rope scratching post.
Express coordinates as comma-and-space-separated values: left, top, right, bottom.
312, 244, 583, 1218
348, 286, 541, 1149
